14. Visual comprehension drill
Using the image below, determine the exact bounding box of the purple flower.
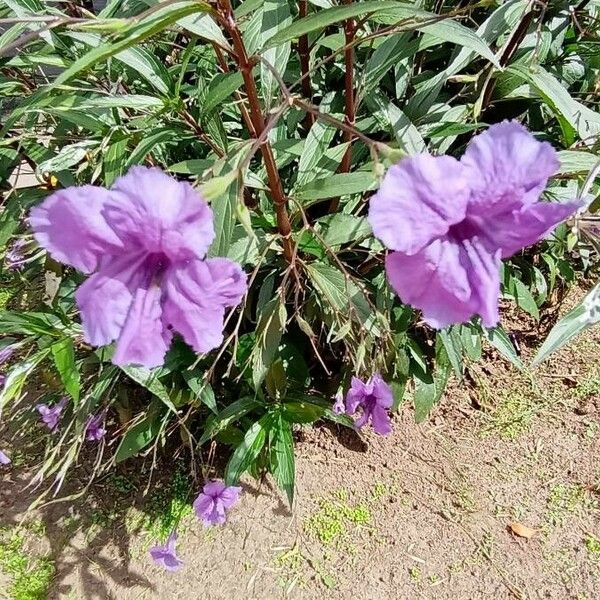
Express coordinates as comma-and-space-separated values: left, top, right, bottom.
149, 531, 183, 572
30, 167, 248, 369
36, 396, 68, 431
193, 480, 241, 526
368, 121, 580, 328
0, 374, 5, 389
85, 413, 107, 441
0, 450, 10, 465
345, 374, 393, 436
332, 391, 345, 415
4, 238, 28, 271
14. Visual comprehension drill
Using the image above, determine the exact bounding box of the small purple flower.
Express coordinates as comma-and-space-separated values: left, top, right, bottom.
368, 121, 580, 328
85, 413, 107, 441
36, 396, 68, 431
193, 480, 241, 526
345, 374, 393, 436
332, 391, 345, 415
149, 531, 183, 572
0, 450, 10, 465
4, 238, 28, 271
30, 166, 248, 369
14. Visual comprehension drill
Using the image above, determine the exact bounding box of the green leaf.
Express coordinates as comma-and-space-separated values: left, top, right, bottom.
281, 401, 325, 424
202, 72, 245, 116
198, 396, 261, 445
316, 214, 371, 246
557, 150, 600, 175
0, 348, 50, 411
252, 295, 287, 388
438, 328, 463, 378
0, 311, 71, 337
485, 326, 524, 370
508, 64, 600, 144
511, 278, 540, 320
295, 171, 377, 202
115, 399, 165, 463
270, 415, 295, 505
207, 168, 239, 257
413, 362, 450, 423
182, 371, 218, 414
532, 284, 600, 366
51, 337, 81, 403
260, 0, 292, 110
264, 1, 415, 48
36, 141, 97, 174
119, 365, 178, 415
125, 128, 179, 168
225, 414, 272, 485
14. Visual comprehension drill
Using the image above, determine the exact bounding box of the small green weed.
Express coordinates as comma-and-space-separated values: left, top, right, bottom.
584, 534, 600, 557
546, 484, 595, 527
482, 389, 539, 439
574, 377, 600, 399
305, 497, 371, 546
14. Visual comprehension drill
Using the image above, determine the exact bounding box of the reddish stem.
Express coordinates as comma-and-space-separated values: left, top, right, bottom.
217, 0, 294, 262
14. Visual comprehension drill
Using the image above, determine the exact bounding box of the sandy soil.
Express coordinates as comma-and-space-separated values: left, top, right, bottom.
1, 291, 599, 600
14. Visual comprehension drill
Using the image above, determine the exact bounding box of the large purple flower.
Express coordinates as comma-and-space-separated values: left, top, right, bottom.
344, 374, 393, 436
193, 480, 241, 526
0, 450, 10, 465
149, 531, 183, 572
30, 167, 247, 368
368, 121, 580, 328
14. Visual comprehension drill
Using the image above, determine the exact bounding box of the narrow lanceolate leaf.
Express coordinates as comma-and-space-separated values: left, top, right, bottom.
51, 337, 81, 403
198, 396, 261, 445
252, 295, 287, 388
270, 415, 295, 506
260, 0, 292, 110
295, 171, 377, 202
51, 1, 211, 89
0, 348, 50, 411
263, 1, 413, 48
532, 284, 600, 366
119, 365, 178, 415
225, 414, 273, 485
115, 399, 165, 463
508, 64, 600, 144
316, 214, 371, 246
485, 326, 524, 370
202, 72, 245, 116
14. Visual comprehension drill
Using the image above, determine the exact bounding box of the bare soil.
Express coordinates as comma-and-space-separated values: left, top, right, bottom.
2, 286, 600, 600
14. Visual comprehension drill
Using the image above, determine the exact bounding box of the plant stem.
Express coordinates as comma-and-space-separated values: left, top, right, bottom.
298, 0, 314, 126
217, 0, 294, 262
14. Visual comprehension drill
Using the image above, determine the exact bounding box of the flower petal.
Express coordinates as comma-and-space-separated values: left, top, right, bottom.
112, 284, 172, 368
371, 405, 392, 436
193, 494, 214, 520
203, 480, 226, 497
219, 485, 241, 509
345, 377, 367, 415
30, 186, 123, 273
369, 154, 470, 255
162, 260, 243, 354
477, 201, 580, 259
105, 167, 215, 261
75, 253, 148, 347
385, 237, 501, 329
461, 121, 559, 214
371, 375, 393, 409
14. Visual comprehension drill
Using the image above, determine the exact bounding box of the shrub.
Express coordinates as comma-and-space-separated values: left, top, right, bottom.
0, 0, 598, 513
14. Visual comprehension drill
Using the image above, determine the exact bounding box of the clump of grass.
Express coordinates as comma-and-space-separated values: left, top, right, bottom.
546, 484, 596, 527
482, 388, 539, 439
574, 377, 600, 399
305, 496, 371, 547
584, 534, 600, 557
0, 527, 55, 600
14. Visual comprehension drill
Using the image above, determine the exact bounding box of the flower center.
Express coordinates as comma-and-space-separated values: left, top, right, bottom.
447, 217, 481, 243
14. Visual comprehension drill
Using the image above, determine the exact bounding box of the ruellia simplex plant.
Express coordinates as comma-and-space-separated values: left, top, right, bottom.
0, 0, 599, 567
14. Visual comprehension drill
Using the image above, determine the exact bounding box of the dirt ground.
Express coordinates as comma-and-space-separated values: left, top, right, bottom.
2, 288, 600, 600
